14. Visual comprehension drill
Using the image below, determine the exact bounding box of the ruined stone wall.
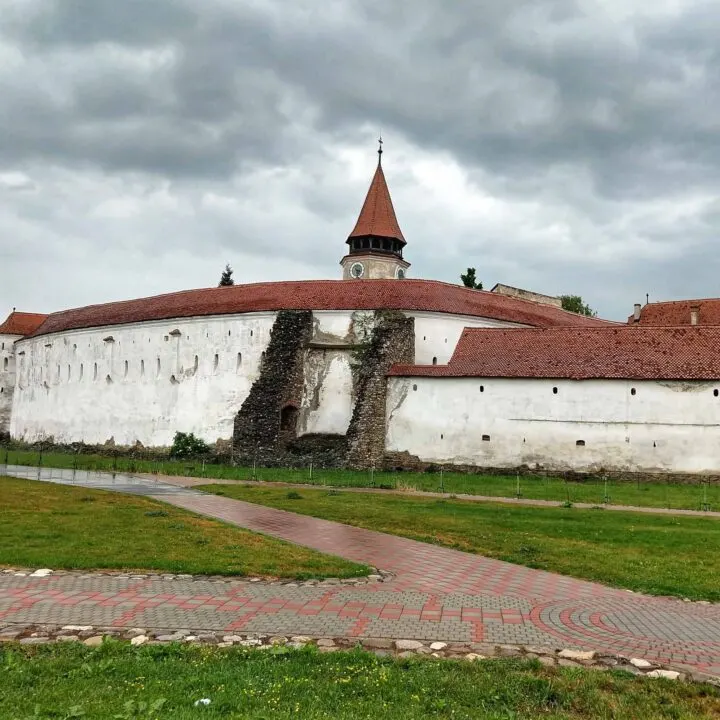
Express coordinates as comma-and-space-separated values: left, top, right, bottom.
345, 311, 415, 469
233, 310, 314, 460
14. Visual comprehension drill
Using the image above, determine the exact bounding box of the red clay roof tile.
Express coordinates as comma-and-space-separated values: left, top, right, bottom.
0, 311, 48, 337
390, 326, 720, 380
629, 299, 720, 326
348, 163, 405, 244
26, 280, 610, 339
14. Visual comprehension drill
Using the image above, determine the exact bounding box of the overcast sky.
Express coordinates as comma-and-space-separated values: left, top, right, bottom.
1, 0, 719, 322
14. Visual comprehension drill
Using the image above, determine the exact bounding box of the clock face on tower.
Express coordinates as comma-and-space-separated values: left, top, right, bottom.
350, 262, 365, 279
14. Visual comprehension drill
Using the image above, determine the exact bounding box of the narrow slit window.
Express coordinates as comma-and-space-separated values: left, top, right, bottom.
482, 434, 491, 442
576, 440, 586, 447
236, 352, 242, 371
213, 353, 219, 372
552, 387, 558, 394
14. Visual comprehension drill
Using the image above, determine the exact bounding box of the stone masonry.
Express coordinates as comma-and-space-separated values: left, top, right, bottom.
346, 311, 415, 469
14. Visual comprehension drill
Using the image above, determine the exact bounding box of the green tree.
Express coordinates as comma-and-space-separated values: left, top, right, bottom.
218, 263, 234, 287
460, 268, 483, 290
561, 295, 597, 317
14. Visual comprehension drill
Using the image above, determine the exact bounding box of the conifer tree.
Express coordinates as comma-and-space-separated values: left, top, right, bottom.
218, 263, 234, 287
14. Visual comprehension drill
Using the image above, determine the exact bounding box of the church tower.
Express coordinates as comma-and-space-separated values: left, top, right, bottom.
341, 140, 410, 280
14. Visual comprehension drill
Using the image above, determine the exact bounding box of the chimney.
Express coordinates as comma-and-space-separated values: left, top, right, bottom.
633, 303, 641, 322
690, 305, 700, 326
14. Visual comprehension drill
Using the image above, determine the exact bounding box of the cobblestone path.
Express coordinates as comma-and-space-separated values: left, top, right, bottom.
3, 466, 720, 676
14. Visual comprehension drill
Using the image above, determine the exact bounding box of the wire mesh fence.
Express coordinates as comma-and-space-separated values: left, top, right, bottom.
1, 445, 718, 512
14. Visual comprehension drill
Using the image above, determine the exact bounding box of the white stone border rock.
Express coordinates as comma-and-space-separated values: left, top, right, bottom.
0, 567, 394, 586
1, 622, 717, 687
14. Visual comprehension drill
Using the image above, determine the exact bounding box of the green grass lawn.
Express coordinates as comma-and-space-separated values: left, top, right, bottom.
2, 642, 719, 720
4, 447, 719, 511
0, 476, 366, 579
198, 485, 720, 602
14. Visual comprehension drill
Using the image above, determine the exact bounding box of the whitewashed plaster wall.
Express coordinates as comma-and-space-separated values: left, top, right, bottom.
10, 314, 278, 446
411, 312, 526, 365
0, 333, 21, 434
297, 310, 525, 437
8, 306, 530, 447
387, 376, 720, 473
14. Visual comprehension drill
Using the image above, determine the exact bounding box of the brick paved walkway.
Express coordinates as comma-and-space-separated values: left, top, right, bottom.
3, 466, 720, 676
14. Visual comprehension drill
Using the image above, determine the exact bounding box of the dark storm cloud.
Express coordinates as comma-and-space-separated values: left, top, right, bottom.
1, 0, 719, 320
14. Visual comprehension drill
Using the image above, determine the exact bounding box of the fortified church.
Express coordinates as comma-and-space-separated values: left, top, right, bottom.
3, 147, 720, 476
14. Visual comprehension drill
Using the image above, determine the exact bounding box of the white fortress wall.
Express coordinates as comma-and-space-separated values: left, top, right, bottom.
386, 376, 720, 474
10, 313, 278, 446
298, 310, 527, 437
411, 312, 527, 365
0, 333, 21, 434
9, 306, 534, 448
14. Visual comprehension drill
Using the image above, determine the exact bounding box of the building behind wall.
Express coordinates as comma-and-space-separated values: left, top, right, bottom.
387, 325, 720, 475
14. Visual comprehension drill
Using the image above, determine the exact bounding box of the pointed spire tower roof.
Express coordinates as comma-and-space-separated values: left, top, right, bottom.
347, 138, 406, 248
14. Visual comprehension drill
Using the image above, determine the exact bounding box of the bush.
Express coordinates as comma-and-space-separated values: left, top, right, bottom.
170, 432, 210, 459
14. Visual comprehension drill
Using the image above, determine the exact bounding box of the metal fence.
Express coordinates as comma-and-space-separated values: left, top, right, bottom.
1, 444, 718, 513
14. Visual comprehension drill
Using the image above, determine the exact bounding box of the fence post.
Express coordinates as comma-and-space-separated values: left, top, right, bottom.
516, 472, 521, 499
603, 474, 610, 504
440, 468, 445, 494
309, 460, 314, 485
702, 481, 710, 512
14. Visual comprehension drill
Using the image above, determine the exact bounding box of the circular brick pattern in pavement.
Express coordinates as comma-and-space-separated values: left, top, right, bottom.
532, 599, 720, 665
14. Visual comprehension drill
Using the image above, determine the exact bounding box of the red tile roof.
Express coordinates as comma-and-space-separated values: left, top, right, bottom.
390, 326, 720, 380
348, 163, 406, 244
0, 311, 48, 337
26, 280, 610, 339
629, 299, 720, 326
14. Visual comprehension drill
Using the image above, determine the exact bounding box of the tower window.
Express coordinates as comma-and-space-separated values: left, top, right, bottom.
213, 354, 219, 372
631, 388, 637, 396
553, 387, 558, 394
432, 357, 438, 365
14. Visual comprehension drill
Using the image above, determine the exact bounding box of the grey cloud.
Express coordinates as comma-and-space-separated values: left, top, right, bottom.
1, 0, 720, 322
